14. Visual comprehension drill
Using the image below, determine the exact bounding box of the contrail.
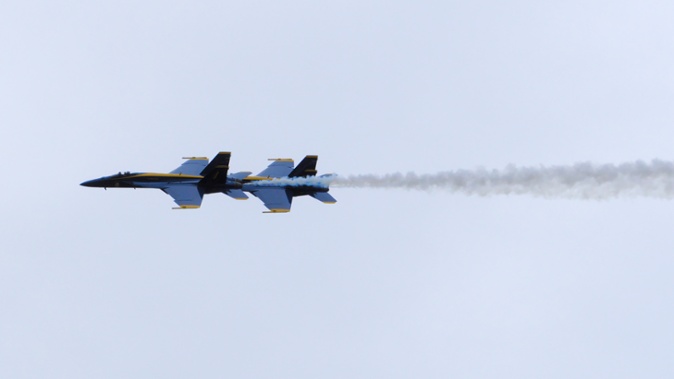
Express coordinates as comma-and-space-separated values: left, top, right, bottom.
330, 160, 674, 199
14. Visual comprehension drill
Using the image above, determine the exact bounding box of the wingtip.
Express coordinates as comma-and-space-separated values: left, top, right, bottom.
263, 209, 290, 214
172, 205, 201, 210
267, 158, 294, 162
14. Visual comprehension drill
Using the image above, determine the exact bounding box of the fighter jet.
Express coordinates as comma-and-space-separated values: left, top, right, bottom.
80, 152, 337, 213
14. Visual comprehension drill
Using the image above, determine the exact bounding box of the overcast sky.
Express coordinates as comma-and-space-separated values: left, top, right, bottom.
2, 1, 674, 378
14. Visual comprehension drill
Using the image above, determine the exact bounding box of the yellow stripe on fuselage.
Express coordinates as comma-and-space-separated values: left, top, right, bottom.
130, 173, 203, 179
243, 175, 273, 181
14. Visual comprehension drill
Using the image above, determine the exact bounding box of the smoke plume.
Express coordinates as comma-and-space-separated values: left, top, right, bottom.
331, 160, 674, 199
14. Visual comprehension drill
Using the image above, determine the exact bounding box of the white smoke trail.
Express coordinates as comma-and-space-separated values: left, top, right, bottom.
251, 176, 334, 188
331, 160, 674, 199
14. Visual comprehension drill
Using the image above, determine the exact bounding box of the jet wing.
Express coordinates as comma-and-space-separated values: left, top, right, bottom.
230, 171, 252, 180
162, 185, 203, 209
170, 157, 208, 176
249, 188, 292, 213
257, 159, 294, 178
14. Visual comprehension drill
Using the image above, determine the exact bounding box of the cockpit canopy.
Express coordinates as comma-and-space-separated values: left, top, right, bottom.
111, 171, 133, 177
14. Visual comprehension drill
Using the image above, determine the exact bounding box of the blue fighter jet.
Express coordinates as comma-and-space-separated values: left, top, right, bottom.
80, 152, 337, 213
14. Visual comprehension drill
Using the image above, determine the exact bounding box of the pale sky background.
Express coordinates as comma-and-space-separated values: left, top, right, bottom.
2, 1, 674, 378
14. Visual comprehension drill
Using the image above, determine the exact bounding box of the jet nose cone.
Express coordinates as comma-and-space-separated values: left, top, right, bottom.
81, 179, 99, 187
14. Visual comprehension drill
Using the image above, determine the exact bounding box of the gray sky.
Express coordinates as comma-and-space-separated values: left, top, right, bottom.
2, 1, 674, 378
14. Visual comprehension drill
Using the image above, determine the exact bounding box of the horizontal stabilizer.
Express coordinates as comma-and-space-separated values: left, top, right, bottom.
310, 192, 337, 204
225, 189, 249, 200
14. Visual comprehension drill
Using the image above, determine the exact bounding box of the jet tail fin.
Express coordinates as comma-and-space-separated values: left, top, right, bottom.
200, 152, 231, 185
289, 155, 318, 177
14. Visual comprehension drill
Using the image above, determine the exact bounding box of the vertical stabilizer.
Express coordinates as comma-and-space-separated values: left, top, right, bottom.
200, 152, 231, 185
289, 155, 318, 177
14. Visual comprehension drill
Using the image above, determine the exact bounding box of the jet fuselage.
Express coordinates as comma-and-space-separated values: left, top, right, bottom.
80, 153, 336, 212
